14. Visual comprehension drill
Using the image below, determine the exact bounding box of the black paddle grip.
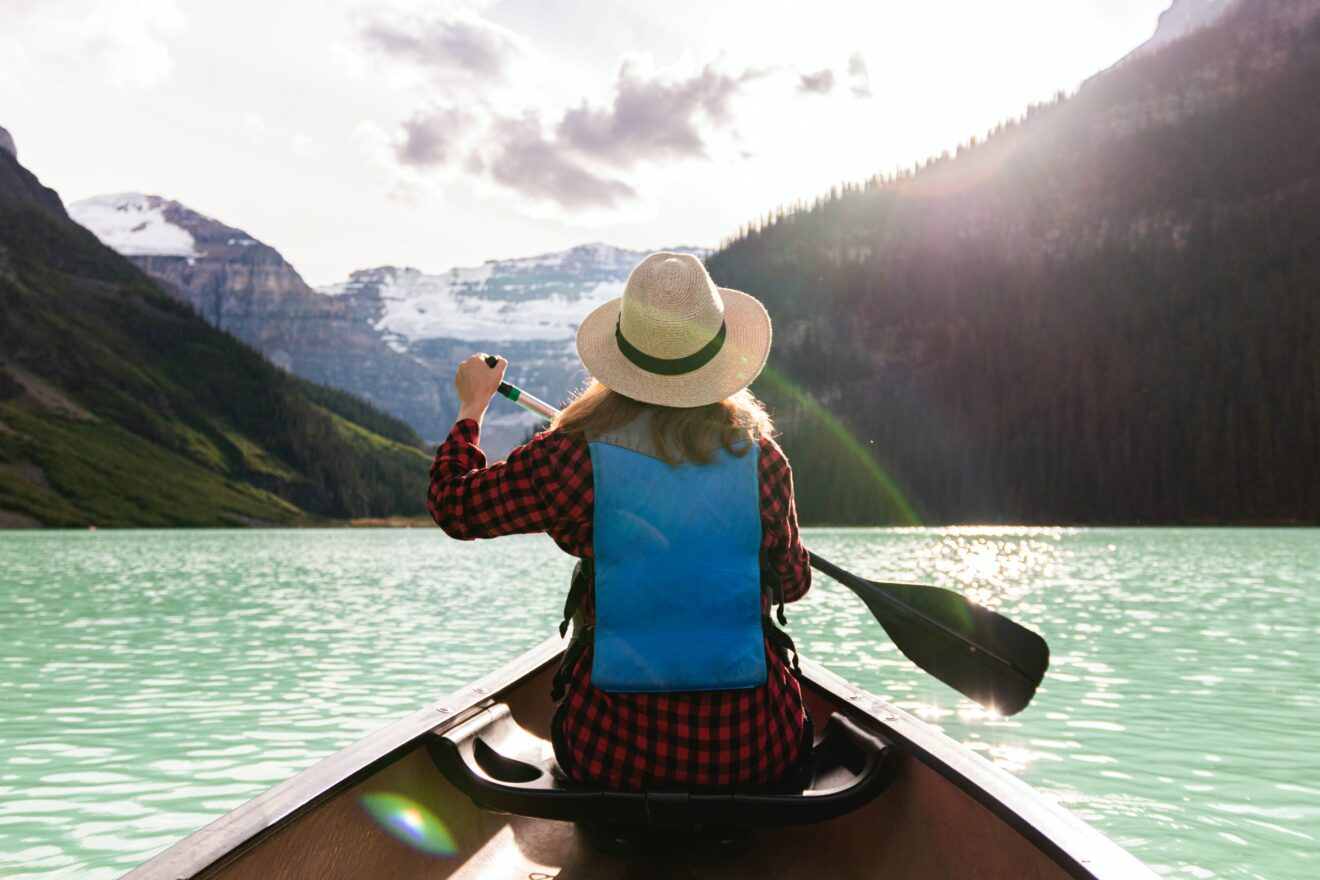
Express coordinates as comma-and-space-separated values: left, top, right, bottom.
483, 355, 513, 397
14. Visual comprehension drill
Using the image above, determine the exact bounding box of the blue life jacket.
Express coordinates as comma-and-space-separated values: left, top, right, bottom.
585, 417, 766, 693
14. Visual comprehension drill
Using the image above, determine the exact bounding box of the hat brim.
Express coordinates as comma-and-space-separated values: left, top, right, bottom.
575, 287, 772, 408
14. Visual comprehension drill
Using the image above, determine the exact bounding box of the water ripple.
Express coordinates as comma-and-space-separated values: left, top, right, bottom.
1, 527, 1317, 879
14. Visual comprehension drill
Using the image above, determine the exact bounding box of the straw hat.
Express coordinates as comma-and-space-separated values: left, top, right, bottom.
576, 252, 772, 408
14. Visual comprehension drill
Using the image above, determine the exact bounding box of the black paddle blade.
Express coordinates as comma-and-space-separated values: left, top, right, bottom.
810, 554, 1050, 716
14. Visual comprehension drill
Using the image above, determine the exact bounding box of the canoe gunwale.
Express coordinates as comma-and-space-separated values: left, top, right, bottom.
123, 635, 1158, 880
796, 657, 1159, 880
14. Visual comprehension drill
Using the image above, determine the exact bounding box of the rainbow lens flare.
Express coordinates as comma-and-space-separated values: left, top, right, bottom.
360, 792, 458, 856
759, 365, 921, 525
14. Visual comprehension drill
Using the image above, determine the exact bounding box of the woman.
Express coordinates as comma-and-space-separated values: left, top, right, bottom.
428, 251, 811, 793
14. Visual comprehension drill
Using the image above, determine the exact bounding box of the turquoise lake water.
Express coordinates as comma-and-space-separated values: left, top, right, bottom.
0, 527, 1317, 879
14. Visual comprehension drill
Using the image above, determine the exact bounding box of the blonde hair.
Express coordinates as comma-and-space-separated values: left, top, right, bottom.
552, 380, 773, 465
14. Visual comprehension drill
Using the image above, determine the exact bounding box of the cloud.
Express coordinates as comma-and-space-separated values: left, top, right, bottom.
484, 116, 636, 209
358, 9, 527, 81
796, 55, 871, 98
368, 12, 859, 212
556, 59, 762, 167
798, 68, 835, 95
0, 0, 182, 89
382, 55, 767, 210
848, 51, 873, 98
396, 106, 468, 167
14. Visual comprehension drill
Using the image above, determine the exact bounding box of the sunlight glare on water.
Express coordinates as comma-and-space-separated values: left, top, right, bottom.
0, 527, 1316, 879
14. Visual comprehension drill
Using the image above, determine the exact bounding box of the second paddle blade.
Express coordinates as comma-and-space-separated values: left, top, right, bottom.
810, 554, 1049, 716
860, 578, 1049, 716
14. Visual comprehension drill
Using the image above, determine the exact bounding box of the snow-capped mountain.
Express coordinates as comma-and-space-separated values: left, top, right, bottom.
67, 193, 203, 257
316, 243, 707, 454
319, 243, 704, 349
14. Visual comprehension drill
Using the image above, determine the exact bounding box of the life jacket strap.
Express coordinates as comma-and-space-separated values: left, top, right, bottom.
552, 558, 595, 702
558, 558, 594, 638
761, 566, 801, 677
763, 567, 789, 626
552, 625, 592, 703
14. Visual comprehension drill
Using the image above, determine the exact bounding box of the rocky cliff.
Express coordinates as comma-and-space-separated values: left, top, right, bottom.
1135, 0, 1239, 57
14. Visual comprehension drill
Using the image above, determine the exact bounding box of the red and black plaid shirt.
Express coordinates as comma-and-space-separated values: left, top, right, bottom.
429, 419, 812, 791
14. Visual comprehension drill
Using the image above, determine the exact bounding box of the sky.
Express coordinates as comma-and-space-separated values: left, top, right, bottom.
0, 0, 1172, 285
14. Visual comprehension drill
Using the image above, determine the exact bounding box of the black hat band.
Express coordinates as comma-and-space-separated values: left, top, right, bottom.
615, 318, 727, 376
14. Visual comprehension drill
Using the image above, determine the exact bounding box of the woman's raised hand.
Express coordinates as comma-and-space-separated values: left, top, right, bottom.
454, 353, 506, 425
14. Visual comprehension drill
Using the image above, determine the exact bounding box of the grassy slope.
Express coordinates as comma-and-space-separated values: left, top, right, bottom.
0, 403, 303, 527
0, 155, 431, 527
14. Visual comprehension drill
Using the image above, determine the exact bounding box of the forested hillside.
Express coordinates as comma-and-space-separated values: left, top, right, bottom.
711, 0, 1320, 524
0, 138, 430, 527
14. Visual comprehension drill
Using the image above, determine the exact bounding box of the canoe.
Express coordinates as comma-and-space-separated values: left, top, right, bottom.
124, 636, 1158, 879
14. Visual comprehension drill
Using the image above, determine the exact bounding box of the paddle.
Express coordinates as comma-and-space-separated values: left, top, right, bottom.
480, 357, 1050, 715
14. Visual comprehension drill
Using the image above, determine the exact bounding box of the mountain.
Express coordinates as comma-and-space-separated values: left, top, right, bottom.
706, 0, 1320, 525
69, 191, 706, 457
67, 193, 448, 444
1133, 0, 1239, 57
0, 133, 430, 527
317, 243, 707, 455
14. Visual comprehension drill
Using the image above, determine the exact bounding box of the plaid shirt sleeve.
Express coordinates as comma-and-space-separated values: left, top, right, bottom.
427, 419, 593, 541
758, 436, 811, 602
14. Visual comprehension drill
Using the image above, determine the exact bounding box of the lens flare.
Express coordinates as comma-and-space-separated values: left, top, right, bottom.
757, 365, 921, 525
360, 792, 458, 856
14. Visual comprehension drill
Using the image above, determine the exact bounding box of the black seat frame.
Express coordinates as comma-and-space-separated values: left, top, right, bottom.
427, 703, 899, 830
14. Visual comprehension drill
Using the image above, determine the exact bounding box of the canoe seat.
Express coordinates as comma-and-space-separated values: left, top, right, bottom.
427, 702, 898, 829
